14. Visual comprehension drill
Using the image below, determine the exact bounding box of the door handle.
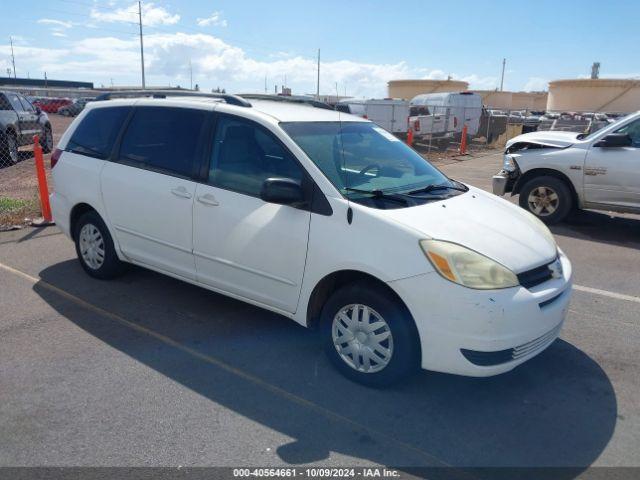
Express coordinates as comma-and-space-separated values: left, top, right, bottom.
170, 186, 192, 199
197, 193, 219, 206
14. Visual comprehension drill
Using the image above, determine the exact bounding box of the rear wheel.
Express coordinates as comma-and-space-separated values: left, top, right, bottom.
74, 211, 127, 279
41, 125, 53, 153
1, 131, 19, 166
519, 175, 573, 224
320, 282, 420, 387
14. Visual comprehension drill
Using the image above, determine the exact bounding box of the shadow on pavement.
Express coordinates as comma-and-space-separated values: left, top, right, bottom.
552, 209, 640, 249
34, 260, 617, 477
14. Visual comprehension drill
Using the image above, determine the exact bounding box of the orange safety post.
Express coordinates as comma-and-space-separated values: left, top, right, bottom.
33, 135, 53, 223
459, 124, 468, 155
406, 127, 414, 147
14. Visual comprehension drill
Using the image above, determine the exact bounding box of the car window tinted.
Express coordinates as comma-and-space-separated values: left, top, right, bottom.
6, 93, 24, 111
615, 118, 640, 147
67, 107, 131, 159
18, 96, 35, 113
0, 94, 11, 110
119, 106, 207, 177
209, 116, 303, 196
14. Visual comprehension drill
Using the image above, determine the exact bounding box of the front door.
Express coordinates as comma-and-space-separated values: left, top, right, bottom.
193, 114, 310, 313
584, 117, 640, 209
101, 106, 209, 280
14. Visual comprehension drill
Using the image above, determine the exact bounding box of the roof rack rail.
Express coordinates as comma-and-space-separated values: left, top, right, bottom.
239, 94, 333, 110
94, 90, 252, 107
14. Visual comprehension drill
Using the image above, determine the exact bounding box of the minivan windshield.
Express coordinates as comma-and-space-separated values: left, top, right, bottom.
281, 122, 460, 204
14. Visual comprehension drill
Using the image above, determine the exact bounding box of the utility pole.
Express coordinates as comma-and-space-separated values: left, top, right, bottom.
9, 36, 17, 79
189, 59, 193, 90
264, 75, 267, 93
316, 49, 320, 100
138, 1, 146, 89
499, 58, 506, 91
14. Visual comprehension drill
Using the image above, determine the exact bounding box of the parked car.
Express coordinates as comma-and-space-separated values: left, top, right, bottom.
493, 111, 640, 223
50, 91, 572, 387
410, 92, 483, 137
336, 98, 410, 135
0, 90, 53, 164
58, 97, 94, 117
33, 97, 72, 113
407, 103, 455, 144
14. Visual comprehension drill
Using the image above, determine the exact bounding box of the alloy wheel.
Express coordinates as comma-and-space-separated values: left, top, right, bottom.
527, 186, 559, 216
79, 223, 105, 270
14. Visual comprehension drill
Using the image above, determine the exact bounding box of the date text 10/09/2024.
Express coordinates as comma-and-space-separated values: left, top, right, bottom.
232, 468, 401, 478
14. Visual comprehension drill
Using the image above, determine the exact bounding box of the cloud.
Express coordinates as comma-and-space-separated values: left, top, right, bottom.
523, 77, 548, 91
196, 11, 227, 28
37, 18, 74, 37
90, 2, 180, 26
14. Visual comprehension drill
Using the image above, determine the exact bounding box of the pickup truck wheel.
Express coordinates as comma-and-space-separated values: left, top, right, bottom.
519, 176, 572, 224
320, 282, 420, 388
1, 131, 19, 166
42, 125, 53, 153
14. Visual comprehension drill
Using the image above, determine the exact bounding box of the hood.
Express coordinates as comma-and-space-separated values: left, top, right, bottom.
506, 130, 581, 149
382, 187, 557, 273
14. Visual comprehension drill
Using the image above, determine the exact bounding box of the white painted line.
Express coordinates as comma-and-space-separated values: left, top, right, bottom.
574, 284, 640, 304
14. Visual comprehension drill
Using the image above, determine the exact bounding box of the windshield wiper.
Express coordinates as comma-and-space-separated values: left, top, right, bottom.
405, 181, 468, 195
344, 187, 413, 203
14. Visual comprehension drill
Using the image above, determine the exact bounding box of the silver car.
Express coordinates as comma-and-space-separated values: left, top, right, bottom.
493, 111, 640, 223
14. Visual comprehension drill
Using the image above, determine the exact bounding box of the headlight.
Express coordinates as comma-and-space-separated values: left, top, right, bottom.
502, 154, 518, 172
419, 240, 519, 289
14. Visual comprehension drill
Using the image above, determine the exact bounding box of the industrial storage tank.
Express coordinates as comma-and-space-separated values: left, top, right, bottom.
547, 79, 640, 113
512, 91, 548, 111
471, 90, 513, 109
388, 79, 469, 100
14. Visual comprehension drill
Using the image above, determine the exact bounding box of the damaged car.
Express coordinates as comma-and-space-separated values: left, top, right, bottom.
493, 111, 640, 223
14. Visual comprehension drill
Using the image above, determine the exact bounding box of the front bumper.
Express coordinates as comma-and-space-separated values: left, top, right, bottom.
389, 253, 572, 377
492, 171, 509, 195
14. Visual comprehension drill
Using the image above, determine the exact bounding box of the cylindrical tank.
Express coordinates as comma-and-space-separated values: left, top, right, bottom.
547, 79, 640, 113
512, 92, 548, 111
388, 79, 469, 100
471, 90, 513, 109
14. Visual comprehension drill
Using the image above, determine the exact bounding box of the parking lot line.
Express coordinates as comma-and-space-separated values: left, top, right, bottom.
0, 260, 460, 472
574, 284, 640, 304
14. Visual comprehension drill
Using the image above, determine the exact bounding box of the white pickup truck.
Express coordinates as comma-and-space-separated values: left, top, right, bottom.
408, 105, 455, 141
493, 111, 640, 223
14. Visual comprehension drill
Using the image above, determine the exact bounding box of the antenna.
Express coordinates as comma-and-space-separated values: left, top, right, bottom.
316, 48, 321, 100
138, 1, 146, 89
9, 36, 17, 79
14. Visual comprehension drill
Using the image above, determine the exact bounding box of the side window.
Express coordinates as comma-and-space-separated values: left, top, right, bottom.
119, 106, 207, 177
6, 93, 24, 112
67, 107, 131, 159
209, 116, 303, 196
0, 94, 11, 111
615, 119, 640, 148
18, 95, 35, 113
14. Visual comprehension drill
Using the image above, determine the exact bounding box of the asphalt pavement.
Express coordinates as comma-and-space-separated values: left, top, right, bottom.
0, 152, 639, 476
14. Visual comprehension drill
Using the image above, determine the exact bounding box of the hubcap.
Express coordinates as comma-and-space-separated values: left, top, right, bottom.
527, 186, 559, 216
79, 223, 105, 270
332, 304, 394, 373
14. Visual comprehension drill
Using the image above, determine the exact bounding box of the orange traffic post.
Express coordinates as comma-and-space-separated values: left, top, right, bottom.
459, 124, 468, 155
33, 135, 53, 224
406, 127, 414, 147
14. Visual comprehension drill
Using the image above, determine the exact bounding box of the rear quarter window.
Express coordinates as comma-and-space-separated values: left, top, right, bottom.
67, 107, 131, 159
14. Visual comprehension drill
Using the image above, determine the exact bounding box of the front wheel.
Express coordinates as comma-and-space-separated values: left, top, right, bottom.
320, 282, 420, 387
519, 176, 573, 224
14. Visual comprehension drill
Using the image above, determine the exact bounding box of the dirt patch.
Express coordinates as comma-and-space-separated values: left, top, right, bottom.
0, 114, 72, 228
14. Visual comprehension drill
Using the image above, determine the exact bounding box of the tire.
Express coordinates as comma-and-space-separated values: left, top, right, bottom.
1, 130, 19, 166
519, 175, 573, 224
320, 282, 420, 387
42, 125, 53, 154
74, 211, 127, 280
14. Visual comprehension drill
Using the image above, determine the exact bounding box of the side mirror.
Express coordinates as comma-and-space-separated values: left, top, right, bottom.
594, 133, 632, 148
260, 178, 305, 207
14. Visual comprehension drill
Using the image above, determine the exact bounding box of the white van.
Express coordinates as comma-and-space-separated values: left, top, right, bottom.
50, 91, 572, 387
410, 92, 483, 137
336, 99, 409, 134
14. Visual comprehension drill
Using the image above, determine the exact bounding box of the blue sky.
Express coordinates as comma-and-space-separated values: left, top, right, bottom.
2, 0, 639, 97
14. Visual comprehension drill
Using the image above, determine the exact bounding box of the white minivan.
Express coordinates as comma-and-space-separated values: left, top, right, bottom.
50, 91, 572, 387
